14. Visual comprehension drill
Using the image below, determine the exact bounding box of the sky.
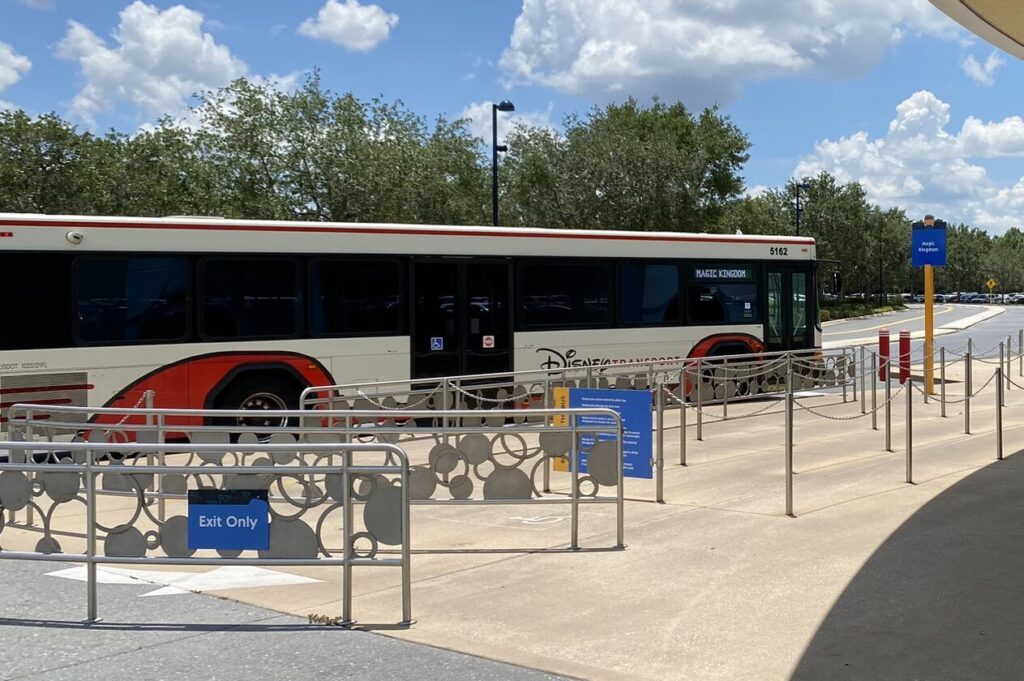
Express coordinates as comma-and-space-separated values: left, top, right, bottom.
1, 0, 1024, 234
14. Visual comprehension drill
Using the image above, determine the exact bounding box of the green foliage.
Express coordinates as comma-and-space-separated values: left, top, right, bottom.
501, 98, 749, 230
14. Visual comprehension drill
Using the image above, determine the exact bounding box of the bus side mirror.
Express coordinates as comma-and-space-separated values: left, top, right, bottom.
832, 271, 843, 293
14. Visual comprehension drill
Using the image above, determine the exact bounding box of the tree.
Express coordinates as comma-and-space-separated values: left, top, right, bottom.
194, 72, 488, 224
502, 98, 749, 230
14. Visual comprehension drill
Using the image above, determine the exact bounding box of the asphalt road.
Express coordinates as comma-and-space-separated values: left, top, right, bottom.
823, 304, 981, 340
0, 559, 563, 681
824, 304, 1024, 355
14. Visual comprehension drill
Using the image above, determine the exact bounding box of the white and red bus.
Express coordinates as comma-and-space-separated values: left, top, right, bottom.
0, 213, 818, 430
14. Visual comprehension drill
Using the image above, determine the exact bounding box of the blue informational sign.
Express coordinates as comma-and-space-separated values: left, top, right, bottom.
569, 388, 653, 479
430, 337, 444, 351
187, 489, 269, 551
911, 226, 947, 267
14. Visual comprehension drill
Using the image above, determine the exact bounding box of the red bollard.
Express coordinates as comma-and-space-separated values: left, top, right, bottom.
879, 328, 890, 381
899, 330, 911, 384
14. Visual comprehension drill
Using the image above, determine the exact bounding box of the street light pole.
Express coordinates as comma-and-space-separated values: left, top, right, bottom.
794, 182, 811, 236
491, 100, 515, 226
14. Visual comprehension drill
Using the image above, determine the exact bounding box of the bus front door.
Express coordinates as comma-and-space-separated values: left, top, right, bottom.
412, 260, 512, 380
766, 266, 812, 353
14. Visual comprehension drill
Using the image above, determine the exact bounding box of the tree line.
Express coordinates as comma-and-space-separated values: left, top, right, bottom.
1, 72, 1019, 295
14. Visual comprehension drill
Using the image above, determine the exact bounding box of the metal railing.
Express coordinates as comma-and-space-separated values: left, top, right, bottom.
0, 439, 411, 626
7, 403, 625, 551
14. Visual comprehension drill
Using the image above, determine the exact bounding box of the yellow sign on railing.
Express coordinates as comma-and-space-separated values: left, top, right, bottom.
552, 386, 569, 471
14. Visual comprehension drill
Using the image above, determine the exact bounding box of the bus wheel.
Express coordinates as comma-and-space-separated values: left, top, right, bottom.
214, 375, 300, 431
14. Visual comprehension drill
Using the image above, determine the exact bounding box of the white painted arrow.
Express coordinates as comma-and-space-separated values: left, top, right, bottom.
46, 565, 319, 596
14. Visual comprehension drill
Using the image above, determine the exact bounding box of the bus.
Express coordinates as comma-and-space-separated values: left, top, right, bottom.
0, 213, 818, 430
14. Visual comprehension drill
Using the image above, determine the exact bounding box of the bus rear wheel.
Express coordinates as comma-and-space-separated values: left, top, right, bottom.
214, 375, 300, 431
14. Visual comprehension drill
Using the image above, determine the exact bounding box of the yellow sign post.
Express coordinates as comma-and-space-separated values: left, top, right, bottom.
924, 263, 934, 395
912, 214, 947, 396
987, 277, 998, 293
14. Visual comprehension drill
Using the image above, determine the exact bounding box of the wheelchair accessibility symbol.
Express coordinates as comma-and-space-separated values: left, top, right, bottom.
430, 337, 444, 351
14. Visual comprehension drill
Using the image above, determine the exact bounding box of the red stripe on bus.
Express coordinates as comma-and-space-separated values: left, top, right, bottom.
0, 383, 94, 395
0, 397, 72, 408
0, 218, 815, 246
0, 414, 50, 423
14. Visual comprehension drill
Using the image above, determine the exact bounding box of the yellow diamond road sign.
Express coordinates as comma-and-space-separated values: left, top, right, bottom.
987, 278, 998, 291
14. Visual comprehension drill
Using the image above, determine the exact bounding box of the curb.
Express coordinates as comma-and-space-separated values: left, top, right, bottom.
823, 305, 1004, 349
821, 307, 909, 327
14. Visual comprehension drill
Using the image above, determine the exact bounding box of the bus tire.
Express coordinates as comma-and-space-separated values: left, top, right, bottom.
212, 374, 301, 432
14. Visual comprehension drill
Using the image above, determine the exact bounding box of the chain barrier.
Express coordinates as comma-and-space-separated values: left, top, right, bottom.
102, 391, 151, 436
445, 381, 538, 406
661, 385, 786, 421
935, 372, 998, 404
794, 380, 908, 421
354, 388, 437, 410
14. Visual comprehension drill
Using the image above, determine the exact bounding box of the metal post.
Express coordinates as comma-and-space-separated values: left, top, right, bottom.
997, 367, 1004, 461
722, 357, 729, 420
24, 408, 34, 526
906, 377, 913, 484
843, 353, 849, 403
999, 341, 1005, 405
696, 357, 704, 441
851, 350, 857, 403
860, 347, 867, 415
156, 413, 167, 520
342, 449, 354, 626
85, 446, 98, 623
542, 380, 551, 494
400, 456, 413, 625
1006, 335, 1012, 392
570, 412, 579, 549
616, 419, 625, 549
441, 381, 450, 447
885, 361, 892, 452
656, 385, 665, 503
940, 346, 946, 418
965, 340, 973, 435
871, 352, 878, 431
923, 344, 929, 405
680, 394, 688, 467
1019, 328, 1023, 378
785, 355, 794, 518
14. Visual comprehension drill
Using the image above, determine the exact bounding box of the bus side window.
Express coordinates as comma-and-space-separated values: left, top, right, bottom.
199, 258, 301, 341
74, 256, 189, 345
0, 253, 74, 350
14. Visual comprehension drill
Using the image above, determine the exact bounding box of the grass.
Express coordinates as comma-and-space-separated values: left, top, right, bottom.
820, 299, 905, 322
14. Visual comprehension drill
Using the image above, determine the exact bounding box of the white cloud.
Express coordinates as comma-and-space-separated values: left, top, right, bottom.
500, 0, 957, 107
55, 1, 246, 123
0, 42, 31, 93
796, 90, 1024, 233
960, 52, 1004, 86
298, 0, 398, 52
460, 100, 555, 145
21, 0, 55, 9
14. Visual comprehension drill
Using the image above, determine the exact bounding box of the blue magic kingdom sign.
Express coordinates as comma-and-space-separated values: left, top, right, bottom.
911, 218, 947, 267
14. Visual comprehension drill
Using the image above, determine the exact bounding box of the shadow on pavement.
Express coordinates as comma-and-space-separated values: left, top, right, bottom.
791, 450, 1024, 681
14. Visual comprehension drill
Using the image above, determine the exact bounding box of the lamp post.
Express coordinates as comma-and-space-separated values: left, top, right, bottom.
492, 100, 515, 226
794, 181, 811, 236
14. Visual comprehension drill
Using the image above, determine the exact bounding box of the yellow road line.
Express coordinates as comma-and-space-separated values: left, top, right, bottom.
826, 305, 954, 337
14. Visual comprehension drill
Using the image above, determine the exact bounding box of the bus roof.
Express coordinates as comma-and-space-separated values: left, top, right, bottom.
0, 213, 816, 260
